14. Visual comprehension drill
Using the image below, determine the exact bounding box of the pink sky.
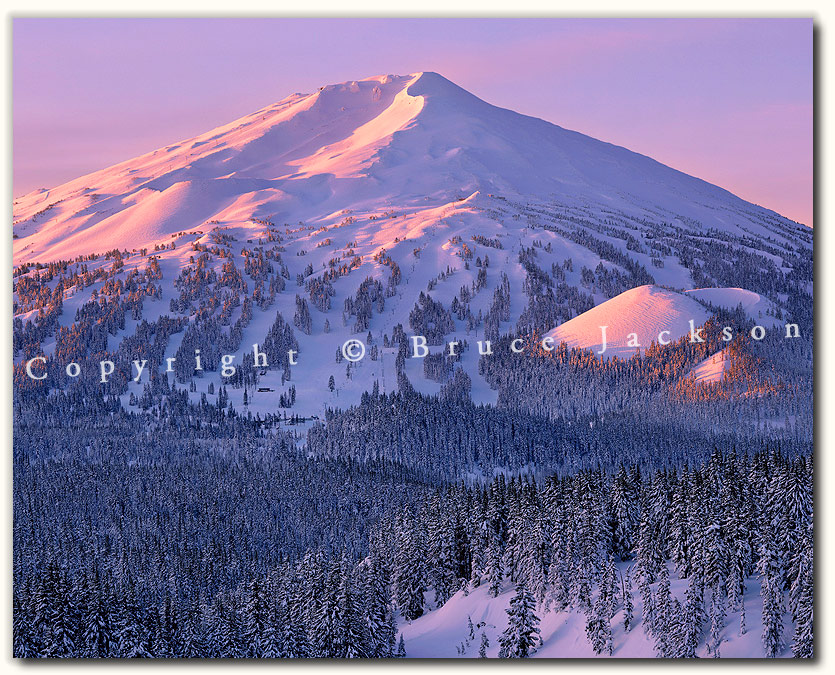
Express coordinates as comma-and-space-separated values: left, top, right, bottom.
13, 18, 812, 225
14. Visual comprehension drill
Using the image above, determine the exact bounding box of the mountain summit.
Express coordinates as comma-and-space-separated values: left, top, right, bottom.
13, 71, 806, 264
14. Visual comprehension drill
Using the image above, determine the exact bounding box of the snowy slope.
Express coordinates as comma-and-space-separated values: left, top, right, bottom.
399, 567, 790, 659
685, 288, 782, 328
543, 285, 710, 359
688, 349, 729, 384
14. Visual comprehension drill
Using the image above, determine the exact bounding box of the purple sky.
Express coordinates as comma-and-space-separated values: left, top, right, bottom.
13, 18, 812, 225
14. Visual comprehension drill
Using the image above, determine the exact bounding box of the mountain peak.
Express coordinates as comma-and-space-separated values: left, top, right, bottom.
13, 70, 805, 265
302, 71, 486, 118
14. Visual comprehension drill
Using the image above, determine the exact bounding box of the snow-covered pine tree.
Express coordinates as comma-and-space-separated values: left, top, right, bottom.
609, 466, 639, 561
779, 459, 812, 596
311, 557, 341, 657
42, 562, 77, 657
758, 537, 786, 658
298, 550, 325, 655
622, 566, 634, 633
634, 508, 663, 634
210, 597, 240, 658
486, 479, 507, 598
426, 494, 458, 606
80, 568, 111, 657
586, 590, 613, 655
487, 540, 504, 599
362, 556, 395, 657
181, 597, 208, 657
498, 584, 541, 658
393, 512, 427, 621
680, 575, 704, 658
669, 467, 691, 578
702, 516, 727, 601
479, 631, 489, 657
651, 562, 673, 657
739, 595, 747, 637
242, 577, 268, 658
278, 570, 309, 658
332, 556, 370, 658
601, 554, 619, 619
790, 548, 813, 658
114, 585, 150, 658
544, 479, 571, 612
709, 583, 726, 658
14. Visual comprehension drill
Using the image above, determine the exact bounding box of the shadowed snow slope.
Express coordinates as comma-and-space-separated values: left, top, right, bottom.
13, 71, 805, 264
544, 285, 710, 359
684, 288, 782, 328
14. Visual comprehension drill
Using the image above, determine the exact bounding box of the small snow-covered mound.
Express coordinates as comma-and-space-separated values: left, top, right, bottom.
544, 285, 710, 359
685, 288, 781, 327
689, 349, 729, 384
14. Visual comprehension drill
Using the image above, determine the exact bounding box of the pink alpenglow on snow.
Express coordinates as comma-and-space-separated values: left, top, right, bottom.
12, 72, 808, 266
688, 349, 729, 385
544, 285, 711, 359
13, 18, 812, 225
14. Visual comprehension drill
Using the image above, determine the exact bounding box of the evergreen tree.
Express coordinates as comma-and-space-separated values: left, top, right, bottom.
739, 596, 747, 637
242, 577, 268, 658
759, 540, 786, 658
651, 563, 672, 657
393, 513, 427, 621
479, 631, 489, 658
115, 586, 150, 658
332, 558, 370, 658
487, 542, 504, 599
709, 583, 726, 658
80, 569, 111, 657
622, 567, 634, 633
498, 584, 541, 658
362, 557, 395, 657
680, 576, 704, 658
586, 592, 613, 655
791, 561, 813, 658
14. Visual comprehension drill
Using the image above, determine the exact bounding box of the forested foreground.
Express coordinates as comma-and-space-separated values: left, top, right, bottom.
14, 434, 811, 658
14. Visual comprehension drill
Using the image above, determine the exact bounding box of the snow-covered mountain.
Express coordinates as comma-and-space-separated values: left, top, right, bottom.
13, 71, 807, 264
12, 71, 812, 418
12, 72, 814, 660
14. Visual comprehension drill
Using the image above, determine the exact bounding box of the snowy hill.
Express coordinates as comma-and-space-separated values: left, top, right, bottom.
685, 288, 782, 328
543, 285, 710, 359
688, 349, 729, 384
